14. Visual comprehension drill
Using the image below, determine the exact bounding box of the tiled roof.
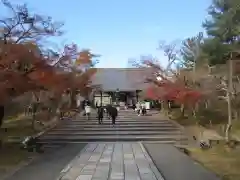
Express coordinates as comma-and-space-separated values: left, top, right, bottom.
91, 68, 152, 91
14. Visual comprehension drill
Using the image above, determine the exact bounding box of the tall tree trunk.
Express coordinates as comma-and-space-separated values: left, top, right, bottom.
226, 90, 232, 141
180, 103, 185, 117
234, 110, 238, 121
192, 108, 196, 119
31, 112, 36, 130
161, 101, 164, 111
31, 92, 40, 131
0, 105, 4, 128
0, 119, 2, 128
168, 101, 172, 114
192, 102, 198, 118
0, 105, 3, 148
225, 57, 233, 142
70, 89, 76, 108
205, 100, 209, 109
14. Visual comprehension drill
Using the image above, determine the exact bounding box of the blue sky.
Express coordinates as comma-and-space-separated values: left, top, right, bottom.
3, 0, 211, 68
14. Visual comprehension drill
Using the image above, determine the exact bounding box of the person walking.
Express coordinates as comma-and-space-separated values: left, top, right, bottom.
106, 104, 112, 119
85, 103, 91, 120
116, 105, 120, 112
110, 106, 118, 125
97, 106, 104, 124
142, 105, 147, 116
0, 105, 4, 128
76, 92, 83, 110
132, 103, 136, 111
136, 102, 141, 116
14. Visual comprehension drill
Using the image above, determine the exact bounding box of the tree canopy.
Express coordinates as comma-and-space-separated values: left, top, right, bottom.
0, 0, 98, 104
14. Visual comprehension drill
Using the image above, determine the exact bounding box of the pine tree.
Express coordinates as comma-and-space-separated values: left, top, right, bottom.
203, 0, 240, 43
202, 0, 240, 141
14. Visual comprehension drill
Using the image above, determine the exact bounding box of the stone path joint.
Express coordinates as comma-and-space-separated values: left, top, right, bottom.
58, 142, 165, 180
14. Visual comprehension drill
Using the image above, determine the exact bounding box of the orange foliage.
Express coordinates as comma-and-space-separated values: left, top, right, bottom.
141, 59, 203, 106
0, 1, 98, 104
0, 41, 97, 103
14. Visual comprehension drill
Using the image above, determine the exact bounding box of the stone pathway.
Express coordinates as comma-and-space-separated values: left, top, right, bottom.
58, 143, 164, 180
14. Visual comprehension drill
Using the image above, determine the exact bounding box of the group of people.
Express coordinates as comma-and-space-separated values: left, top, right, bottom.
134, 102, 147, 116
97, 105, 118, 125
82, 100, 148, 125
82, 101, 118, 125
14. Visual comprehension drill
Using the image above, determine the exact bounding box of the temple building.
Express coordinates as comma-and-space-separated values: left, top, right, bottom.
90, 68, 152, 107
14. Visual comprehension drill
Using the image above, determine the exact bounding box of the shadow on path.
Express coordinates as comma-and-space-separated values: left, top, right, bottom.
143, 143, 220, 180
4, 144, 86, 180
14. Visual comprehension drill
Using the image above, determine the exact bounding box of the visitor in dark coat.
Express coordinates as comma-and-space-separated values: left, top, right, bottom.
105, 104, 112, 119
132, 104, 136, 110
0, 105, 4, 127
142, 106, 147, 115
110, 106, 118, 125
97, 106, 104, 124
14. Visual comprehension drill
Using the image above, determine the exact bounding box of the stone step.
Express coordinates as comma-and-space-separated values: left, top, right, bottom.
62, 124, 176, 128
40, 135, 188, 142
77, 117, 146, 120
65, 121, 175, 125
40, 144, 66, 152
73, 117, 166, 121
46, 130, 183, 136
68, 121, 171, 125
81, 113, 153, 115
42, 144, 64, 149
40, 140, 181, 144
78, 113, 154, 116
51, 127, 180, 131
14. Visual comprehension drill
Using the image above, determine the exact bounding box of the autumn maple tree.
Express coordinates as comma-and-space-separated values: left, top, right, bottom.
132, 45, 203, 118
0, 0, 97, 129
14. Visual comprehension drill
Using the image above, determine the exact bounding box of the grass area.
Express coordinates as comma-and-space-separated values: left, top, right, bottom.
232, 121, 240, 141
0, 110, 78, 176
1, 116, 36, 141
167, 109, 195, 126
0, 110, 64, 175
4, 113, 27, 122
0, 109, 79, 176
188, 146, 240, 180
0, 143, 37, 176
0, 115, 38, 176
167, 108, 240, 180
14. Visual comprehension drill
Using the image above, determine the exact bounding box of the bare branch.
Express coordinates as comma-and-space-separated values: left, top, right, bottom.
0, 0, 64, 46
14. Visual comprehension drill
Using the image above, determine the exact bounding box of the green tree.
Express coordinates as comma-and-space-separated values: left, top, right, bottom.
202, 0, 240, 141
180, 32, 204, 68
201, 0, 240, 66
201, 38, 230, 66
203, 0, 240, 43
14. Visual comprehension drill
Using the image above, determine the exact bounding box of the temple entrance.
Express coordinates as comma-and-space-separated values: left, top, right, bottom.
118, 92, 128, 102
113, 91, 135, 107
93, 91, 137, 107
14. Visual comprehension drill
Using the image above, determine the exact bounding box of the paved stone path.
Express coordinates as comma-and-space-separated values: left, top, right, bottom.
58, 143, 164, 180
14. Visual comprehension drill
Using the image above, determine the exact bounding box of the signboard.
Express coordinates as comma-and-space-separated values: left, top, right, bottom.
94, 96, 111, 106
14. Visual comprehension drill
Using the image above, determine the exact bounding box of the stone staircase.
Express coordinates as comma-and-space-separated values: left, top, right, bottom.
39, 110, 188, 146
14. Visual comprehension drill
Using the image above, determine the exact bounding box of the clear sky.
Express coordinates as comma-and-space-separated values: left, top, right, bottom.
4, 0, 211, 68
